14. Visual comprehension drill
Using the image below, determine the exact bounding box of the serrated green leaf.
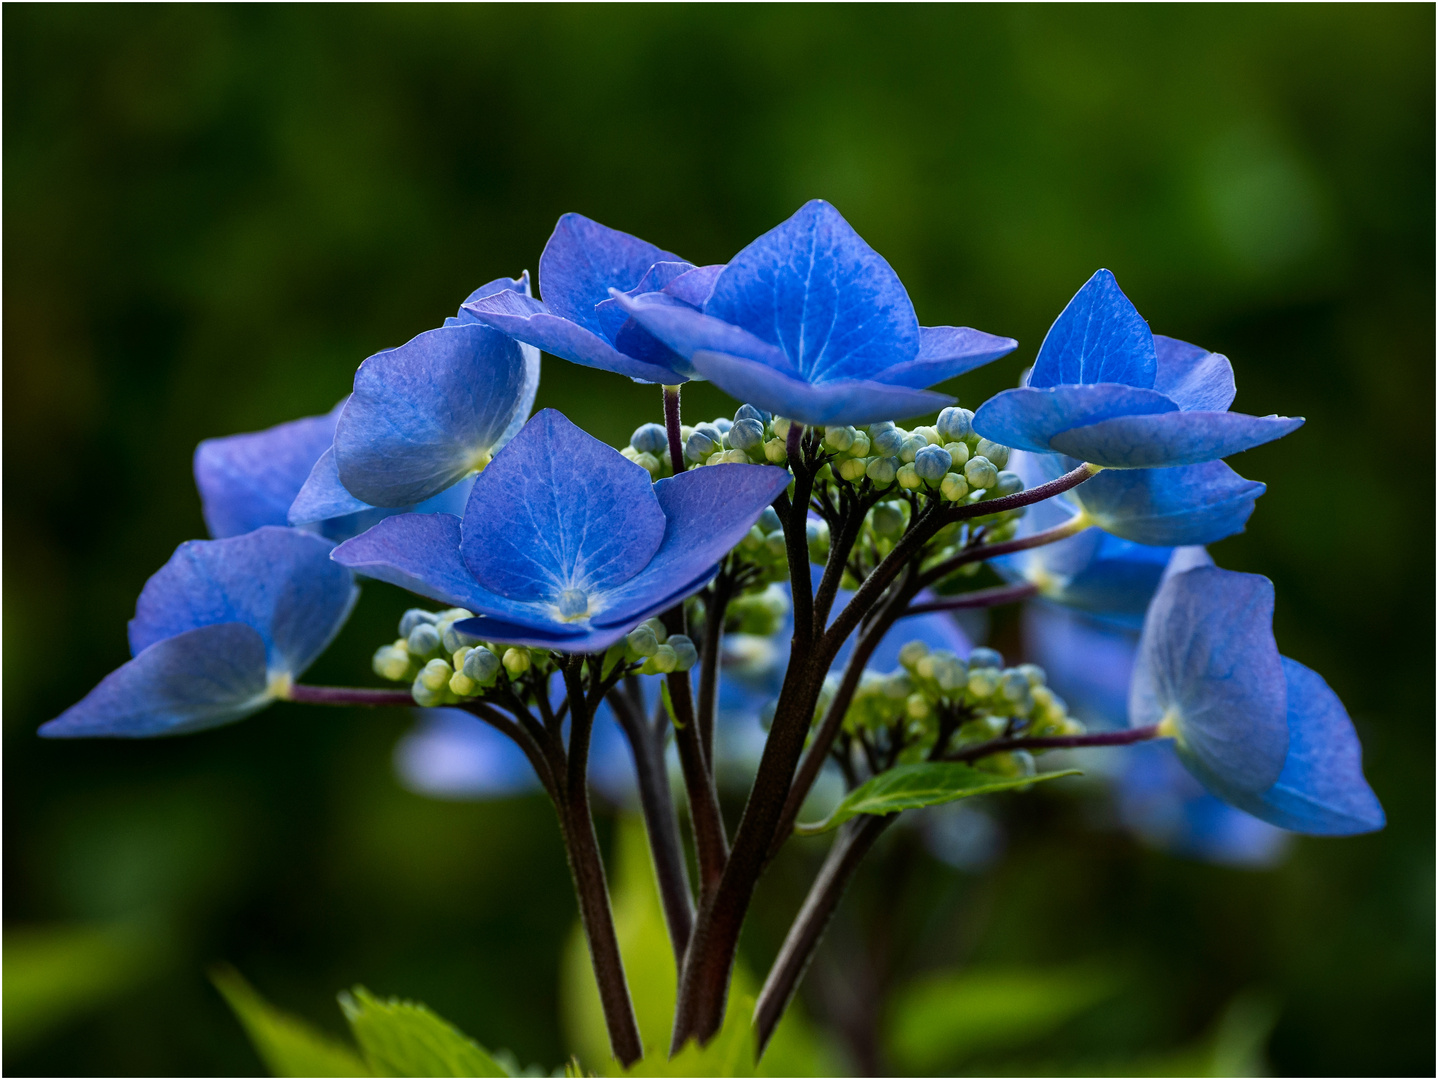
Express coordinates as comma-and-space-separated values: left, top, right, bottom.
796, 763, 1082, 834
340, 986, 511, 1077
211, 965, 371, 1078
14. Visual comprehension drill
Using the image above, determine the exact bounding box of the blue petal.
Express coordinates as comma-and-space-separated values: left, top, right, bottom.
40, 623, 272, 738
1153, 335, 1236, 412
335, 323, 537, 507
873, 326, 1018, 388
1023, 603, 1138, 727
464, 288, 686, 384
610, 292, 792, 370
1029, 269, 1156, 389
538, 213, 684, 335
461, 409, 668, 601
594, 260, 697, 340
703, 200, 921, 383
394, 709, 542, 799
129, 527, 359, 678
1072, 459, 1265, 546
1235, 658, 1385, 835
444, 272, 533, 326
688, 349, 953, 426
590, 462, 793, 629
973, 384, 1178, 456
1131, 566, 1289, 797
663, 264, 725, 306
194, 406, 340, 539
289, 451, 475, 541
1049, 411, 1305, 468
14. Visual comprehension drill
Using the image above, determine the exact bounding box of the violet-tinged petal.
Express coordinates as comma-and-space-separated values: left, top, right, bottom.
1070, 459, 1265, 546
874, 326, 1019, 388
663, 264, 725, 306
593, 261, 696, 342
539, 213, 684, 334
688, 349, 953, 426
1049, 411, 1304, 468
444, 272, 533, 327
464, 288, 685, 384
1029, 269, 1156, 389
703, 199, 920, 383
462, 409, 666, 600
194, 406, 340, 539
129, 527, 358, 677
973, 384, 1179, 455
1153, 334, 1236, 412
1130, 566, 1289, 798
335, 323, 536, 507
610, 292, 792, 371
1233, 659, 1385, 835
290, 446, 376, 523
40, 623, 272, 738
591, 462, 793, 628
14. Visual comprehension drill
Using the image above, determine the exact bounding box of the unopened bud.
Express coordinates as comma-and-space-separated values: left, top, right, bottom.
823, 426, 856, 453
442, 622, 480, 654
1017, 663, 1046, 687
871, 502, 904, 537
626, 625, 660, 658
502, 647, 531, 678
993, 471, 1023, 497
758, 506, 782, 533
667, 634, 699, 671
449, 670, 477, 696
728, 418, 766, 452
975, 439, 1010, 469
685, 430, 719, 462
866, 456, 899, 487
419, 658, 453, 692
735, 403, 771, 425
631, 422, 668, 454
641, 643, 678, 675
968, 646, 1003, 670
399, 608, 440, 637
763, 437, 788, 463
849, 431, 870, 457
871, 426, 906, 456
411, 679, 445, 708
906, 693, 932, 720
914, 425, 943, 446
913, 444, 952, 483
462, 646, 501, 686
899, 434, 928, 463
882, 672, 912, 700
764, 531, 787, 559
896, 463, 922, 490
940, 473, 969, 502
633, 451, 661, 477
898, 641, 929, 670
936, 407, 974, 443
806, 518, 830, 563
943, 441, 970, 468
771, 417, 794, 439
407, 623, 442, 658
837, 456, 868, 482
967, 667, 1000, 697
964, 456, 999, 491
373, 644, 413, 682
1000, 669, 1031, 702
642, 618, 668, 644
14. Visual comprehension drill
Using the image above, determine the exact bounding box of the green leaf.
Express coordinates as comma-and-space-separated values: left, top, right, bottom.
339, 986, 512, 1077
884, 964, 1121, 1073
659, 680, 680, 728
211, 965, 371, 1078
796, 762, 1082, 833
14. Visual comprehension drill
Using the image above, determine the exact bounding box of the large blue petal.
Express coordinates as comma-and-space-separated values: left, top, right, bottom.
40, 623, 272, 738
703, 200, 920, 382
594, 261, 697, 341
689, 349, 952, 426
1049, 410, 1305, 468
1072, 459, 1265, 546
1130, 566, 1289, 798
591, 462, 793, 628
289, 450, 474, 541
335, 323, 536, 507
461, 409, 667, 602
129, 527, 359, 678
610, 291, 792, 370
194, 406, 340, 539
464, 289, 686, 383
663, 264, 724, 307
538, 213, 684, 335
873, 326, 1018, 388
973, 384, 1178, 455
1029, 269, 1156, 389
444, 273, 533, 327
1232, 658, 1384, 835
1153, 335, 1236, 412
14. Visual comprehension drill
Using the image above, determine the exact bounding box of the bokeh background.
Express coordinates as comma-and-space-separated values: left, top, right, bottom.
5, 5, 1433, 1076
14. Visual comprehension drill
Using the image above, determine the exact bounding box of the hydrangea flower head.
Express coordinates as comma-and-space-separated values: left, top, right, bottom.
1132, 564, 1383, 835
607, 200, 1017, 424
974, 270, 1303, 468
463, 214, 719, 384
41, 528, 358, 737
332, 409, 791, 652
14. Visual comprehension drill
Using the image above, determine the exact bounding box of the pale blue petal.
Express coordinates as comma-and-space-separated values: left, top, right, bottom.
460, 410, 667, 600
129, 527, 359, 677
538, 213, 684, 334
1131, 566, 1289, 797
1023, 603, 1138, 727
290, 446, 378, 522
874, 326, 1018, 388
1029, 269, 1156, 389
335, 323, 536, 507
394, 709, 543, 800
688, 349, 952, 426
703, 199, 920, 383
194, 405, 340, 539
1073, 460, 1265, 545
973, 384, 1178, 455
1153, 334, 1236, 412
1049, 411, 1305, 468
40, 623, 272, 738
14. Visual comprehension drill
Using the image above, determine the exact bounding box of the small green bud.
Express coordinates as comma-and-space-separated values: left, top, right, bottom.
1000, 669, 1031, 702
871, 426, 906, 456
848, 430, 871, 457
410, 679, 445, 708
871, 502, 905, 538
896, 463, 922, 490
641, 643, 678, 675
914, 425, 943, 446
463, 646, 501, 686
969, 646, 1004, 670
442, 621, 480, 655
626, 624, 660, 658
631, 422, 668, 454
943, 441, 970, 468
913, 444, 951, 483
741, 524, 765, 552
763, 437, 788, 463
806, 518, 831, 563
1017, 663, 1046, 687
373, 644, 413, 682
882, 672, 912, 700
633, 451, 662, 477
764, 530, 787, 559
993, 471, 1023, 497
729, 418, 766, 451
449, 670, 477, 696
685, 429, 720, 462
823, 426, 856, 453
933, 654, 968, 693
967, 667, 1001, 697
837, 456, 868, 482
905, 693, 932, 720
899, 434, 928, 463
940, 472, 969, 502
720, 448, 750, 465
898, 641, 929, 670
974, 438, 1011, 469
936, 406, 974, 443
642, 617, 668, 644
771, 417, 794, 439
502, 647, 531, 678
964, 455, 999, 491
735, 403, 771, 425
866, 456, 899, 487
407, 623, 442, 657
667, 634, 699, 671
399, 608, 440, 637
419, 658, 453, 692
758, 506, 782, 533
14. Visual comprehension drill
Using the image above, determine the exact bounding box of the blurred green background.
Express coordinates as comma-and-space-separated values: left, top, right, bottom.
5, 5, 1432, 1076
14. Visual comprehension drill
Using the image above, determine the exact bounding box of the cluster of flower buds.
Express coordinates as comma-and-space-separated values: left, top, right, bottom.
619, 421, 673, 478
683, 404, 791, 468
614, 617, 699, 675
372, 607, 546, 707
828, 641, 1084, 767
724, 582, 791, 637
732, 505, 793, 585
